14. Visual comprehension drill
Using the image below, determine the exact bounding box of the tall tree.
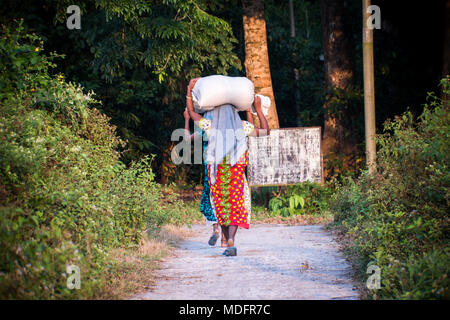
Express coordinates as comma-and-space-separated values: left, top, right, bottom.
242, 0, 280, 128
319, 0, 356, 177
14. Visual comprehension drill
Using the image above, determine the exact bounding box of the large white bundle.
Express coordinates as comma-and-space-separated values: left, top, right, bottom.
192, 75, 255, 113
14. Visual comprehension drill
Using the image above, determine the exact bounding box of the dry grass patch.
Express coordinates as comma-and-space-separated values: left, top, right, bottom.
154, 224, 195, 246
95, 224, 193, 299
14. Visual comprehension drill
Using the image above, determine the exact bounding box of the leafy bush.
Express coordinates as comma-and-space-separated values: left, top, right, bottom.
0, 23, 189, 299
331, 78, 450, 299
267, 182, 333, 217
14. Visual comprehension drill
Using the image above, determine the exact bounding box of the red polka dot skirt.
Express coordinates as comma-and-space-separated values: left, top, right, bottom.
209, 151, 249, 229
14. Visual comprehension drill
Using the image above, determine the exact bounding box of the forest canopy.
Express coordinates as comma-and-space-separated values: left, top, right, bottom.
0, 0, 446, 183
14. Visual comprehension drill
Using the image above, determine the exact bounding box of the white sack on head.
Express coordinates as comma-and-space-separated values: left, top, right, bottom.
250, 94, 271, 116
191, 75, 254, 113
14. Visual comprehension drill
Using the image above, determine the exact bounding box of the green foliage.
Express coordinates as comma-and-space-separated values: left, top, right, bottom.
0, 0, 243, 184
266, 182, 333, 217
0, 24, 190, 299
52, 0, 241, 82
331, 80, 450, 299
0, 22, 58, 99
379, 247, 449, 299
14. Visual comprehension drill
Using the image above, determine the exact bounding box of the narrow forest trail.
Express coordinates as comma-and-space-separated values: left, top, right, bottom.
132, 224, 359, 300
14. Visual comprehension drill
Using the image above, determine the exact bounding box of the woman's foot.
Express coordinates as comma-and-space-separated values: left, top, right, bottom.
220, 230, 228, 247
227, 239, 234, 247
208, 229, 220, 246
222, 246, 237, 256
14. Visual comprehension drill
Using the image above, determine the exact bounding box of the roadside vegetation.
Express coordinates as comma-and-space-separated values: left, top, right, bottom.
0, 24, 198, 299
255, 79, 449, 300
329, 80, 449, 299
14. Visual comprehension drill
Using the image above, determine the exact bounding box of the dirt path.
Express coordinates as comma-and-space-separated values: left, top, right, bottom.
132, 224, 359, 300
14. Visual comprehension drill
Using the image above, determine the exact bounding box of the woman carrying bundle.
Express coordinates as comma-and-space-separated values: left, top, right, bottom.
185, 78, 270, 256
183, 109, 222, 245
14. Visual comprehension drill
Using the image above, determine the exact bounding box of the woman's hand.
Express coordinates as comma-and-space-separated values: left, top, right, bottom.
249, 94, 270, 137
254, 95, 262, 113
185, 78, 202, 122
246, 106, 254, 124
183, 108, 190, 120
187, 78, 200, 93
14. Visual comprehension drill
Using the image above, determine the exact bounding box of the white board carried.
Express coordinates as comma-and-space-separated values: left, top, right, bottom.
247, 127, 323, 186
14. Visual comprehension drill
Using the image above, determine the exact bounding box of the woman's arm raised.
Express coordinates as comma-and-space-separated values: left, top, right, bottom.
246, 107, 254, 125
186, 78, 202, 122
250, 95, 270, 137
183, 108, 199, 142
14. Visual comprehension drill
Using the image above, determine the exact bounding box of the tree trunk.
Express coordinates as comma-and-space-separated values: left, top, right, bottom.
242, 0, 280, 129
319, 0, 356, 178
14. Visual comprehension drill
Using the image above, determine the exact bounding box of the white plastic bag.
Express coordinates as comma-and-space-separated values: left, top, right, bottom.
192, 75, 255, 112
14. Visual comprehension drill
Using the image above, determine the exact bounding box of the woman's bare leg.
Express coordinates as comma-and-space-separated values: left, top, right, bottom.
227, 225, 238, 247
208, 222, 221, 246
212, 223, 220, 235
220, 231, 227, 247
221, 225, 229, 245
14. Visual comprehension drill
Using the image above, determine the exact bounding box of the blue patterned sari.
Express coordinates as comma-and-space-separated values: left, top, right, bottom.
197, 114, 216, 223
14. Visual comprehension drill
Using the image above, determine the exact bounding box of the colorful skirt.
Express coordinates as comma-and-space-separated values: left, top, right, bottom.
209, 151, 251, 229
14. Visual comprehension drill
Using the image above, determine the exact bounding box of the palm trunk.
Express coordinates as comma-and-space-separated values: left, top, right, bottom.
242, 0, 280, 129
